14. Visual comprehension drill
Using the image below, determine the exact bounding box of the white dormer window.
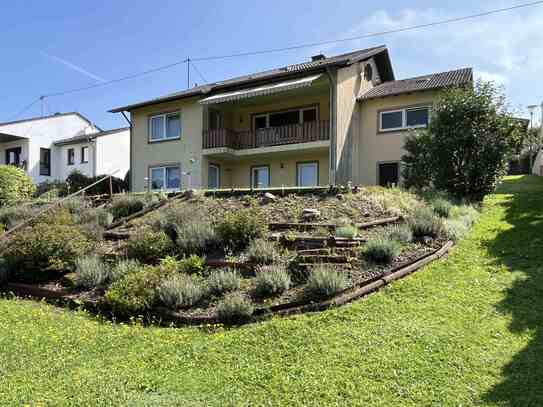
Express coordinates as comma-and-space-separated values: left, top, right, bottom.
149, 111, 181, 142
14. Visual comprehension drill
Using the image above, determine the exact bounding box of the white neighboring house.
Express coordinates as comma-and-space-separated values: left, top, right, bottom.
0, 112, 130, 183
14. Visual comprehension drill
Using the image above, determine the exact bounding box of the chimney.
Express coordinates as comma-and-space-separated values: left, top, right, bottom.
311, 54, 326, 62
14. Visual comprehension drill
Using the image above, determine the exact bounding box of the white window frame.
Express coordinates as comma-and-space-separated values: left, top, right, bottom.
208, 164, 220, 189
148, 111, 182, 142
251, 166, 270, 188
149, 165, 181, 192
379, 106, 430, 132
252, 106, 319, 130
297, 162, 319, 187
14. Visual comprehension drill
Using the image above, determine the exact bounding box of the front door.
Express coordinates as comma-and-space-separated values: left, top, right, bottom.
5, 147, 21, 166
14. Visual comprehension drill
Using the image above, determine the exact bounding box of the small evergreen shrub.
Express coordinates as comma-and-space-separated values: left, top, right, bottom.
215, 208, 268, 251
0, 205, 35, 230
335, 224, 358, 239
385, 224, 413, 244
77, 208, 114, 228
363, 238, 401, 264
61, 197, 91, 215
306, 265, 348, 300
158, 255, 206, 275
432, 198, 452, 218
216, 294, 254, 324
109, 259, 141, 282
0, 165, 35, 206
408, 207, 444, 238
207, 268, 241, 296
126, 228, 175, 264
254, 265, 291, 297
175, 221, 218, 256
74, 255, 110, 289
245, 238, 281, 265
157, 274, 203, 309
110, 194, 148, 219
442, 219, 470, 242
450, 205, 479, 227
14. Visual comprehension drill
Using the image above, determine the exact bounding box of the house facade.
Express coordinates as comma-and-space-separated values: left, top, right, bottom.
110, 46, 472, 192
0, 112, 130, 183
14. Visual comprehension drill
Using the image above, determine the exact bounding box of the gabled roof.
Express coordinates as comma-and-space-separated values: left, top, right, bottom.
53, 127, 129, 146
0, 111, 100, 130
358, 68, 473, 100
110, 46, 394, 113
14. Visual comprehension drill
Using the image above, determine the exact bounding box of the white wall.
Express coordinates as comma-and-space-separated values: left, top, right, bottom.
95, 129, 130, 178
56, 142, 95, 180
0, 114, 98, 183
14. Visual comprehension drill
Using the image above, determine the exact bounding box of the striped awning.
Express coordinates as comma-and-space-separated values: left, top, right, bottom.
199, 74, 322, 105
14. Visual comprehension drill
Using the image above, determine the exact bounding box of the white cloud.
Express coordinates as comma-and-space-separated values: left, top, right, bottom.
41, 52, 106, 83
475, 70, 508, 85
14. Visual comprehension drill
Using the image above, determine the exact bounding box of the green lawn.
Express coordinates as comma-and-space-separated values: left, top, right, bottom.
1, 175, 543, 406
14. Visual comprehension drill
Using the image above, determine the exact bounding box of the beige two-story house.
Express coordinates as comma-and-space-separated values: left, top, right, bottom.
110, 46, 472, 192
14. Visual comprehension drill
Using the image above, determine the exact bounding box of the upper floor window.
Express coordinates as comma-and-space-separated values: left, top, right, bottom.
67, 148, 75, 165
149, 111, 181, 142
379, 106, 430, 132
253, 106, 318, 130
40, 148, 51, 176
81, 146, 89, 163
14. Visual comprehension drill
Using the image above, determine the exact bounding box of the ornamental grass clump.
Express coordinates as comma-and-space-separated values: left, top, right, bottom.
385, 224, 413, 244
363, 238, 401, 264
245, 238, 281, 265
305, 265, 348, 300
254, 265, 291, 297
335, 224, 358, 239
74, 255, 110, 289
407, 206, 444, 238
157, 274, 203, 309
206, 268, 240, 296
216, 294, 254, 324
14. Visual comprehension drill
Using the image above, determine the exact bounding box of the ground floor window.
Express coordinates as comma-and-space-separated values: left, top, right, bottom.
81, 146, 89, 163
39, 148, 51, 176
378, 162, 399, 187
297, 161, 319, 186
5, 147, 21, 166
208, 164, 220, 189
251, 165, 270, 188
67, 148, 75, 165
150, 165, 181, 191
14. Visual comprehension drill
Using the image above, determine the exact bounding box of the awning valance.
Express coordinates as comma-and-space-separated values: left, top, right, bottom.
199, 74, 323, 105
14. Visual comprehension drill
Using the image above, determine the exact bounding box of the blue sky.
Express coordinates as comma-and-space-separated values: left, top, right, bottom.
1, 0, 542, 130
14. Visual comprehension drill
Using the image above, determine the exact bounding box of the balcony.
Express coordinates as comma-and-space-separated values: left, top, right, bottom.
203, 120, 330, 152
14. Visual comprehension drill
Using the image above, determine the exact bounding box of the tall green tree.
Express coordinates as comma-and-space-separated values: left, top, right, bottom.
402, 81, 523, 200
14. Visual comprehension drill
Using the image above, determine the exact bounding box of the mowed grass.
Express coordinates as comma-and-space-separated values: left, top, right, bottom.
1, 176, 543, 406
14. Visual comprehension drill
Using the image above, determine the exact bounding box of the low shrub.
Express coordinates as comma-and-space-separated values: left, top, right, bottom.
34, 180, 69, 198
157, 274, 203, 309
0, 165, 35, 206
77, 208, 114, 228
216, 294, 254, 324
215, 208, 268, 252
74, 255, 110, 289
450, 204, 479, 227
245, 238, 281, 265
207, 268, 240, 296
305, 265, 348, 300
109, 259, 141, 282
158, 255, 206, 275
0, 205, 35, 230
3, 222, 93, 282
126, 228, 175, 264
65, 171, 128, 196
364, 238, 401, 264
335, 224, 358, 239
408, 207, 444, 238
442, 218, 470, 242
254, 265, 291, 297
432, 198, 453, 218
110, 194, 152, 219
174, 221, 218, 256
385, 224, 413, 244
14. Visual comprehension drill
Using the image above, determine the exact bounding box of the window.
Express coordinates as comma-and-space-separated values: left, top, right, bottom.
297, 162, 319, 187
5, 147, 21, 166
81, 146, 89, 163
150, 166, 181, 191
39, 148, 51, 176
379, 106, 430, 132
67, 148, 75, 165
208, 164, 220, 189
251, 166, 270, 188
378, 162, 399, 187
252, 106, 318, 130
149, 112, 181, 142
209, 110, 223, 130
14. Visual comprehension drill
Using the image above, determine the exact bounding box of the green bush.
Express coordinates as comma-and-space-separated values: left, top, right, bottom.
77, 208, 114, 228
0, 205, 35, 230
0, 165, 35, 206
174, 221, 218, 256
363, 238, 401, 264
245, 238, 281, 265
215, 208, 268, 251
432, 198, 452, 218
335, 224, 358, 239
110, 194, 154, 219
305, 265, 348, 300
3, 222, 93, 282
254, 265, 291, 297
157, 274, 203, 309
385, 224, 413, 244
216, 294, 254, 324
408, 207, 444, 238
65, 171, 128, 196
158, 255, 206, 275
207, 268, 241, 296
105, 265, 170, 314
74, 255, 110, 289
109, 259, 141, 282
442, 219, 470, 242
126, 228, 175, 264
450, 205, 479, 227
61, 197, 91, 215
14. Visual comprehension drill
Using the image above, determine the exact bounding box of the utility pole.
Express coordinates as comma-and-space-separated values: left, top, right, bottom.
187, 57, 190, 89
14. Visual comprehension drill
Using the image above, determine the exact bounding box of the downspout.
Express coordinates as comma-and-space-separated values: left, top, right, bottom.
120, 112, 133, 191
325, 67, 337, 186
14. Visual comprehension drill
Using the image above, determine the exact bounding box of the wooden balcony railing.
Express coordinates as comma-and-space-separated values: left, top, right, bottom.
203, 120, 330, 150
